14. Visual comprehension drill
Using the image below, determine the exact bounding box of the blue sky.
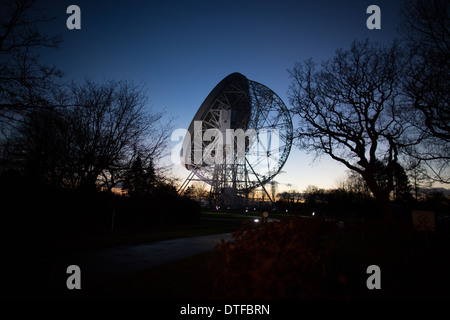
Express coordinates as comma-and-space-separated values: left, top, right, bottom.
39, 0, 404, 192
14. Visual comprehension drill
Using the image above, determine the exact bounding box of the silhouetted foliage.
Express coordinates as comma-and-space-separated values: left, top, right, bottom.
0, 1, 194, 251
400, 0, 450, 184
1, 169, 200, 249
400, 0, 450, 141
4, 79, 168, 192
8, 108, 70, 187
304, 185, 327, 204
213, 217, 340, 299
289, 40, 416, 219
122, 156, 157, 196
213, 214, 450, 299
114, 191, 201, 229
63, 79, 166, 191
0, 0, 63, 134
1, 2, 171, 193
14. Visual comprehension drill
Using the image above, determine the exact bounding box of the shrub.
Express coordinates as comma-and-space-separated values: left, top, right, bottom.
212, 217, 336, 299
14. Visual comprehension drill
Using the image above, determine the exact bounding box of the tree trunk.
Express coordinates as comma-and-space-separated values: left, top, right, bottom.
380, 197, 393, 221
365, 175, 393, 221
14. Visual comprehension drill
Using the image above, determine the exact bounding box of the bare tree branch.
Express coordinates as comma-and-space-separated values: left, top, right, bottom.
399, 0, 450, 183
289, 40, 413, 219
0, 0, 62, 134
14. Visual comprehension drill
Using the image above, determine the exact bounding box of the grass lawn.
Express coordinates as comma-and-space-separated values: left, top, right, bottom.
46, 212, 245, 255
86, 251, 218, 299
51, 208, 287, 255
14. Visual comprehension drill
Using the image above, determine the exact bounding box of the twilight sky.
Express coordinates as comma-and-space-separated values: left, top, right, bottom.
39, 0, 405, 192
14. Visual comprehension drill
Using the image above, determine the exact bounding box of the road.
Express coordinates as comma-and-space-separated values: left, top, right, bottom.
60, 232, 234, 288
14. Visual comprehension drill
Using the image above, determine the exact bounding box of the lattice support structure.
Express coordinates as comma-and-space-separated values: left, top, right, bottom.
180, 73, 293, 208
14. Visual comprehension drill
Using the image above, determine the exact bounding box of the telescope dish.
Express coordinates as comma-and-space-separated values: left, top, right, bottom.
180, 73, 293, 207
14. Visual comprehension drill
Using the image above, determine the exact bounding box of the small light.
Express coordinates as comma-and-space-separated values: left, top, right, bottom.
245, 209, 248, 213
312, 212, 315, 216
254, 219, 259, 223
286, 209, 288, 213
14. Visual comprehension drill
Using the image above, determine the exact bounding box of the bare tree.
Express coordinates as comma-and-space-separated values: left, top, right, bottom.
400, 0, 450, 183
9, 79, 170, 191
183, 182, 209, 201
303, 185, 326, 204
340, 170, 372, 199
10, 107, 72, 186
288, 40, 414, 219
277, 189, 303, 204
66, 79, 168, 191
122, 156, 156, 195
0, 0, 62, 134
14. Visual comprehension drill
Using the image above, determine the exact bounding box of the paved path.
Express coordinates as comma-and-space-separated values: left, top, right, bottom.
61, 233, 234, 287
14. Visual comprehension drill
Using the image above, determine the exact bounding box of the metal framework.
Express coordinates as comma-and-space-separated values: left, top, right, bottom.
180, 73, 293, 208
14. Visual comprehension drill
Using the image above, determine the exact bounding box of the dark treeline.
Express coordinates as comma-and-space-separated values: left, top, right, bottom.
0, 0, 200, 249
276, 151, 449, 220
276, 171, 449, 221
288, 0, 449, 220
277, 186, 449, 221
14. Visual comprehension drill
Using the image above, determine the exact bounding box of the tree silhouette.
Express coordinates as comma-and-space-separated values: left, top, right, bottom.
400, 0, 450, 184
369, 159, 412, 201
289, 40, 414, 219
392, 162, 412, 201
12, 108, 72, 187
0, 0, 62, 134
65, 79, 162, 191
0, 2, 172, 192
6, 79, 168, 191
123, 156, 157, 196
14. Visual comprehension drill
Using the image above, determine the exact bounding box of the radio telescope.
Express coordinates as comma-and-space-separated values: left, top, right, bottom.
179, 73, 293, 208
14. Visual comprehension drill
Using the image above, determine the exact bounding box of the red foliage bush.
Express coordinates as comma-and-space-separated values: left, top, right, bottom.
212, 217, 337, 299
